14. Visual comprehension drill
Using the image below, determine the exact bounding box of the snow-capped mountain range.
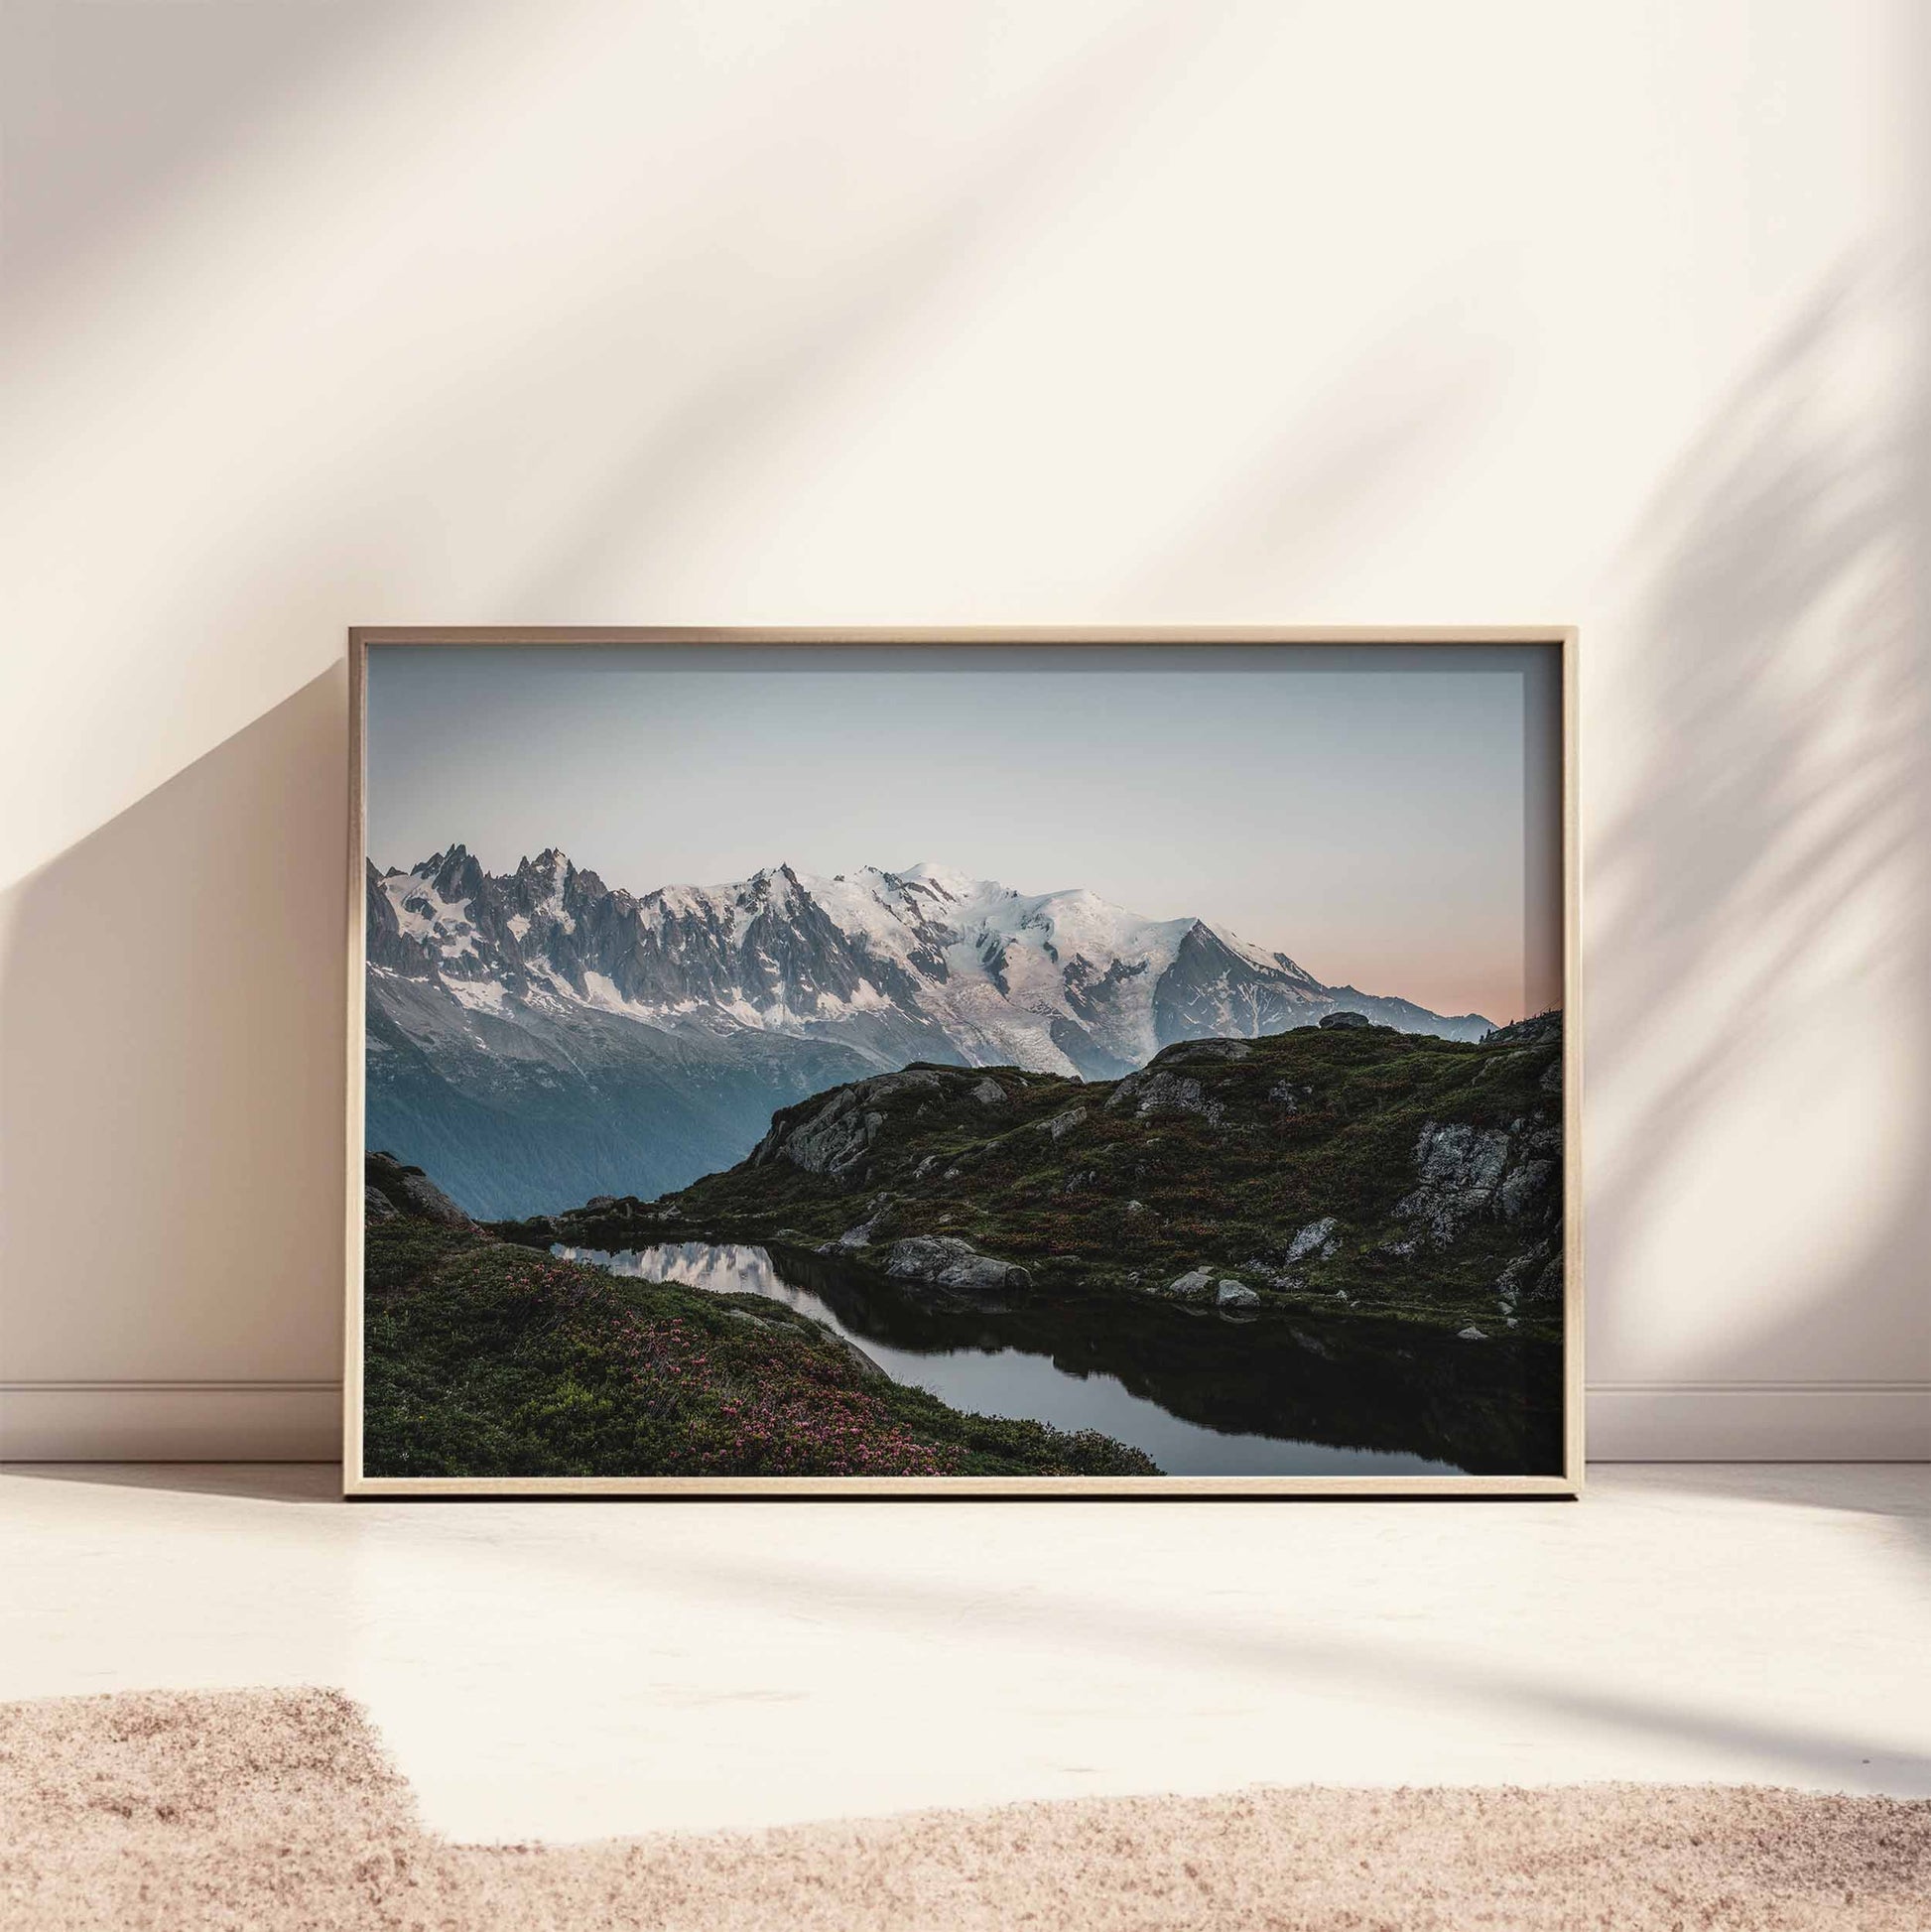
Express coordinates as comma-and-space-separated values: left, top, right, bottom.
365, 846, 1492, 1217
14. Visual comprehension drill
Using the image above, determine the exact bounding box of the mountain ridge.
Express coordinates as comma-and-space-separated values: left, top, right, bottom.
505, 1013, 1566, 1346
365, 846, 1498, 1215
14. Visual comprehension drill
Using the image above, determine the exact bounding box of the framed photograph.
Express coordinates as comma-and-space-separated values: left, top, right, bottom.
344, 629, 1580, 1496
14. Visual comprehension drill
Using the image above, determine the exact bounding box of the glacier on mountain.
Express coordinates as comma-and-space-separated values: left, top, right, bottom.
364, 846, 1493, 1216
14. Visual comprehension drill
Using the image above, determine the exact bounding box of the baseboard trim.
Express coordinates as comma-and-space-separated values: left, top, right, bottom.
1587, 1382, 1930, 1461
3, 1379, 1926, 1464
0, 1382, 340, 1461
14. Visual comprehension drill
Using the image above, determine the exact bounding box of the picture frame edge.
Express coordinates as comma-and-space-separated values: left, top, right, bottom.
341, 625, 1584, 1501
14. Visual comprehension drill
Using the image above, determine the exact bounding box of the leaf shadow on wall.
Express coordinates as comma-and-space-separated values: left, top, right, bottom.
1587, 259, 1931, 1460
0, 671, 348, 1390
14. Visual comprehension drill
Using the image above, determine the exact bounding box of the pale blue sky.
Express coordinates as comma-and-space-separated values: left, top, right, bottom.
367, 642, 1561, 1024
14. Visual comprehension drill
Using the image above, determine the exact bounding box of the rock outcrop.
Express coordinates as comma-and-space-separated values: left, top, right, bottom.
1106, 1067, 1224, 1125
589, 1007, 1567, 1342
884, 1235, 1032, 1298
365, 1151, 472, 1228
1160, 1267, 1217, 1300
1286, 1216, 1342, 1263
1482, 1010, 1562, 1048
752, 1069, 952, 1177
1397, 1123, 1512, 1245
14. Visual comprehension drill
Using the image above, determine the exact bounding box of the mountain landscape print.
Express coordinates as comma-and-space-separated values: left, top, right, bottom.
354, 636, 1571, 1490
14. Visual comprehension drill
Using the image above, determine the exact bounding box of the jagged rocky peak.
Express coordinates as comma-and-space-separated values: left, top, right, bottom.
365, 845, 1491, 1043
741, 860, 804, 901
407, 843, 481, 903
512, 846, 570, 889
368, 844, 1501, 1059
365, 845, 1507, 1210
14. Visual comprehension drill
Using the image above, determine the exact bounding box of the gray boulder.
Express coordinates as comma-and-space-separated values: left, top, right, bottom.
1151, 1038, 1251, 1066
1285, 1216, 1342, 1263
363, 1184, 399, 1224
1319, 1010, 1370, 1029
1216, 1279, 1261, 1308
1159, 1267, 1217, 1301
864, 1069, 947, 1104
885, 1234, 1031, 1296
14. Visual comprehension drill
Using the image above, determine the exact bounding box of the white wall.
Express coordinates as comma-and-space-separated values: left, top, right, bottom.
2, 0, 1925, 1461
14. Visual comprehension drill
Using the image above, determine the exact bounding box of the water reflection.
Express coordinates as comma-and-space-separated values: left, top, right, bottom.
556, 1239, 1563, 1478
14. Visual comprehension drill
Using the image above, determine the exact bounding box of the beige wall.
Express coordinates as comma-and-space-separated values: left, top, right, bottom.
2, 0, 1925, 1460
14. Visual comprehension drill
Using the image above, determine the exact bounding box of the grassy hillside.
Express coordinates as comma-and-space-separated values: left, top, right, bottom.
362, 1210, 1157, 1480
509, 1016, 1565, 1342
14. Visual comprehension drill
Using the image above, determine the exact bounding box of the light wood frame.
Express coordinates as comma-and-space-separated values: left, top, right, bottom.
343, 627, 1582, 1499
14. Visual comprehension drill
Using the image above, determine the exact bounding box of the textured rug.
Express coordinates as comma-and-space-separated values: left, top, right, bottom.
1, 1690, 1925, 1930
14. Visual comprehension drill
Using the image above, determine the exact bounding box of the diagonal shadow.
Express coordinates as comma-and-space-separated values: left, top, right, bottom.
0, 0, 1219, 1413
0, 673, 349, 1388
1127, 315, 1508, 614
501, 1, 1225, 616
1588, 257, 1931, 1441
0, 0, 411, 309
616, 1525, 1931, 1791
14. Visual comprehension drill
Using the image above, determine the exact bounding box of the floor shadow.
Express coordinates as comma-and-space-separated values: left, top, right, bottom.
0, 1463, 340, 1502
1590, 1461, 1930, 1524
0, 672, 348, 1389
303, 1469, 1931, 1792
651, 1546, 1931, 1789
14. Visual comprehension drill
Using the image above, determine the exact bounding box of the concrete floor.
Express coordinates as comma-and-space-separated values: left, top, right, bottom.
1, 1464, 1925, 1844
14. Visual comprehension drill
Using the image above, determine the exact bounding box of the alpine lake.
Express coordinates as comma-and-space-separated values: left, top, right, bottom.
553, 1238, 1564, 1477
